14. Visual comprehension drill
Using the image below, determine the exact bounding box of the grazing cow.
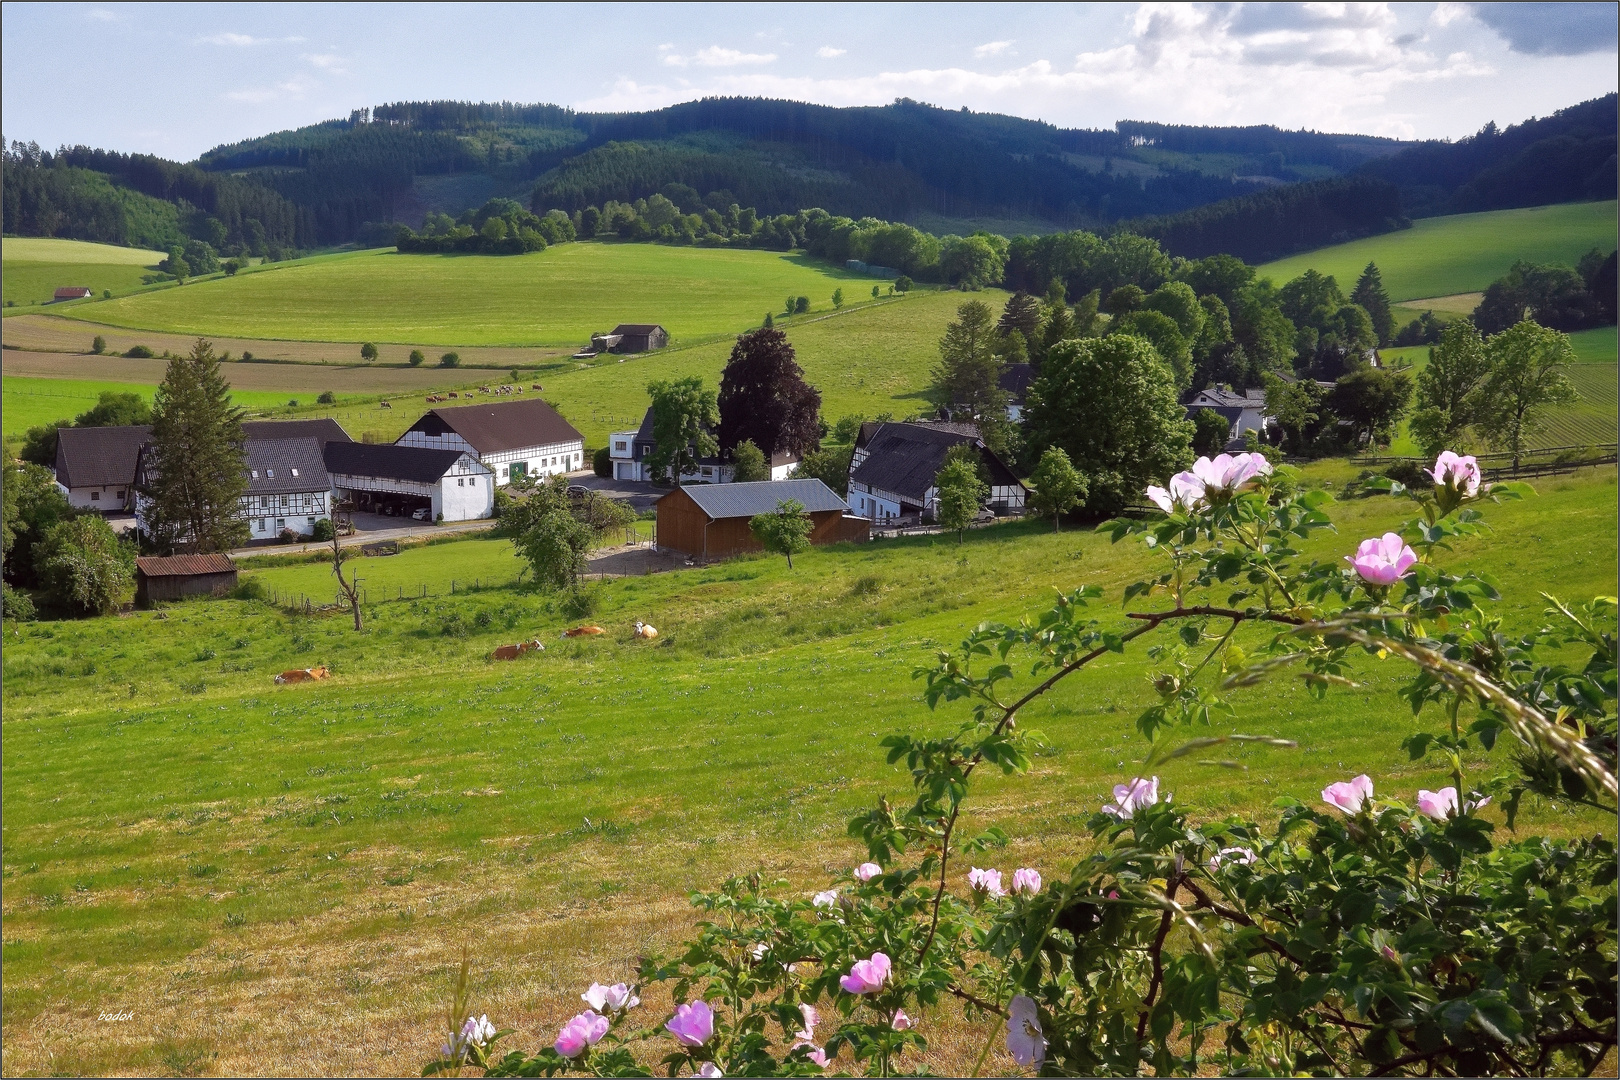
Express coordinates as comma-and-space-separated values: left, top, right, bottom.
531, 383, 543, 391
448, 391, 459, 398
561, 626, 606, 638
491, 639, 545, 660
275, 665, 330, 684
380, 400, 392, 409
633, 621, 658, 640
479, 386, 491, 394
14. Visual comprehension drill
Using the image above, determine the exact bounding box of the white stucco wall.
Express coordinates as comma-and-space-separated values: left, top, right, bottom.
62, 484, 131, 511
434, 471, 494, 522
396, 430, 584, 486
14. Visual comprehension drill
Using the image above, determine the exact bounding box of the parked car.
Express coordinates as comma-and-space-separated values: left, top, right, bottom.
411, 507, 432, 521
972, 508, 997, 524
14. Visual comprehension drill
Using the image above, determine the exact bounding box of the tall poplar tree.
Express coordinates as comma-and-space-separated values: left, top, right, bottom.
145, 338, 248, 552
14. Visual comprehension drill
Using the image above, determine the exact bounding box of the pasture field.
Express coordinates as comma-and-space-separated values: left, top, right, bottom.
59, 242, 877, 347
1256, 200, 1618, 301
0, 376, 368, 438
1, 466, 1614, 1075
2, 237, 168, 310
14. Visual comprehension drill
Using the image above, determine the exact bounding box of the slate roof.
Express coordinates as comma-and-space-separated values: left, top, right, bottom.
412, 398, 583, 454
54, 424, 151, 488
135, 554, 235, 578
673, 478, 848, 519
242, 418, 354, 447
244, 438, 329, 495
851, 422, 1024, 503
855, 418, 979, 449
1187, 388, 1266, 408
611, 323, 665, 335
324, 442, 477, 484
998, 363, 1035, 403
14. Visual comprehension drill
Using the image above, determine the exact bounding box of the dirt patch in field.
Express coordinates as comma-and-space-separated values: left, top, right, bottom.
1, 313, 574, 368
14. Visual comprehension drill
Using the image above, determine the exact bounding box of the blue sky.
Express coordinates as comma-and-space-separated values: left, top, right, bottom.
3, 2, 1615, 160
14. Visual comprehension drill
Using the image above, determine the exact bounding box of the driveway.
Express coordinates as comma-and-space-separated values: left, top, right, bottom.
231, 510, 494, 558
566, 471, 665, 512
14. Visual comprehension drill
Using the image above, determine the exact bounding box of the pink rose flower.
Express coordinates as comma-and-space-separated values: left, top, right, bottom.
665, 1000, 715, 1047
1206, 846, 1257, 871
1006, 995, 1046, 1069
892, 1009, 912, 1030
794, 1003, 818, 1042
554, 1011, 609, 1058
583, 982, 638, 1013
967, 866, 1005, 898
1191, 452, 1272, 498
1416, 786, 1490, 820
812, 889, 839, 908
839, 951, 891, 995
1011, 867, 1042, 895
1102, 776, 1159, 819
1429, 451, 1481, 497
1381, 943, 1401, 964
696, 1064, 724, 1078
1322, 774, 1374, 814
854, 862, 882, 882
1347, 533, 1417, 585
1146, 470, 1207, 513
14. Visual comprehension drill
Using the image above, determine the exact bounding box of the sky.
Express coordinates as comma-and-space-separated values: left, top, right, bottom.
3, 2, 1616, 161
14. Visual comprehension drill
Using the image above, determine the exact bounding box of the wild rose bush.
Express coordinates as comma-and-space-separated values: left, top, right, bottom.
427, 452, 1616, 1077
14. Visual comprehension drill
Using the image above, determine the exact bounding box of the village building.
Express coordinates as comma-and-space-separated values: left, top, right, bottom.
655, 478, 869, 562
847, 420, 1026, 524
590, 323, 668, 354
53, 424, 151, 510
999, 362, 1035, 422
1182, 388, 1274, 449
53, 286, 93, 301
395, 398, 584, 487
324, 442, 493, 523
608, 406, 799, 484
134, 553, 237, 606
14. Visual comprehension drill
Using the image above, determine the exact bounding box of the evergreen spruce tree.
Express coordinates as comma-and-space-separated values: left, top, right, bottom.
146, 339, 248, 553
1351, 262, 1395, 347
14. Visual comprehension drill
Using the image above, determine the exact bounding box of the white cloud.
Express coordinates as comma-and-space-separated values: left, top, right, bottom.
974, 40, 1014, 58
1430, 3, 1471, 28
197, 31, 306, 47
87, 8, 121, 22
817, 46, 846, 58
224, 76, 316, 104
663, 45, 777, 67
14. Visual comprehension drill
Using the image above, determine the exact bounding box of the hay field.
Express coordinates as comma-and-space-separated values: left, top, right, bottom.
2, 237, 167, 310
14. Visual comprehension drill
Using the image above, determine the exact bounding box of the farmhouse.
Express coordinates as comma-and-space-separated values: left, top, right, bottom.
396, 397, 584, 486
324, 442, 493, 523
999, 362, 1035, 421
591, 323, 668, 354
609, 406, 799, 484
1183, 388, 1273, 448
53, 286, 93, 301
242, 417, 353, 447
847, 421, 1026, 524
53, 424, 151, 510
655, 478, 869, 561
134, 553, 237, 606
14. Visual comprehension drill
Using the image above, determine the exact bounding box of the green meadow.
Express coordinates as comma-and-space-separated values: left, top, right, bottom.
0, 376, 368, 438
61, 242, 877, 347
1257, 200, 1618, 301
2, 237, 167, 310
1, 465, 1614, 1074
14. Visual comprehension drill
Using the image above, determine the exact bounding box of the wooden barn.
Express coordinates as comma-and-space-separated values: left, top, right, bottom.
655, 479, 869, 562
134, 554, 238, 606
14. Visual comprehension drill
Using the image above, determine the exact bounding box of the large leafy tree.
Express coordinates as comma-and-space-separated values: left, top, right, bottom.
647, 376, 719, 486
1409, 321, 1492, 455
144, 338, 248, 553
928, 300, 1005, 422
715, 328, 822, 460
933, 457, 985, 543
1327, 366, 1413, 448
1024, 335, 1193, 517
73, 391, 152, 428
1109, 309, 1192, 390
1350, 261, 1395, 346
1474, 260, 1604, 334
36, 515, 134, 615
2, 456, 72, 587
1474, 320, 1578, 468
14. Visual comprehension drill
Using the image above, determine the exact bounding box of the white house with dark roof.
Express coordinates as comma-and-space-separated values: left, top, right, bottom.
324, 442, 493, 523
847, 421, 1025, 523
1183, 388, 1273, 449
609, 406, 797, 484
134, 435, 335, 544
53, 424, 151, 510
395, 398, 584, 486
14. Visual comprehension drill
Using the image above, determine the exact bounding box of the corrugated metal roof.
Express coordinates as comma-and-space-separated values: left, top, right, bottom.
54, 424, 151, 488
410, 398, 584, 455
325, 442, 479, 483
135, 554, 236, 577
671, 478, 847, 519
244, 437, 330, 494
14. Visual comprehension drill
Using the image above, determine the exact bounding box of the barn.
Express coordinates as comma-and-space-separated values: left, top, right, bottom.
592, 324, 668, 353
655, 478, 869, 562
54, 286, 93, 301
134, 553, 238, 606
395, 398, 584, 487
324, 442, 494, 522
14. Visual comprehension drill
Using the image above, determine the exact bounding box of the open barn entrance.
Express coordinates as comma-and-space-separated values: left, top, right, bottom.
341, 487, 432, 521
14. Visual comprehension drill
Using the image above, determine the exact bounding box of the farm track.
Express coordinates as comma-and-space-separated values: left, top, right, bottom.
0, 314, 573, 369
0, 349, 523, 395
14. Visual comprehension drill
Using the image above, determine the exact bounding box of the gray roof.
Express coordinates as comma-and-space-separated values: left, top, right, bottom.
54, 424, 151, 488
1188, 388, 1266, 408
244, 437, 329, 494
671, 478, 848, 519
408, 398, 583, 454
611, 323, 665, 335
850, 422, 1027, 503
325, 441, 479, 483
242, 418, 353, 447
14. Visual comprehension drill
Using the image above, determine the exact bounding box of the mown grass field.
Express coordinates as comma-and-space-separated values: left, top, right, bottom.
2, 238, 168, 311
1257, 200, 1618, 301
59, 242, 878, 347
2, 465, 1614, 1075
0, 376, 371, 438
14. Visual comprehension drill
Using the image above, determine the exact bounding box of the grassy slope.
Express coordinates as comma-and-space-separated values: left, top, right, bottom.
2, 237, 167, 309
59, 243, 876, 347
1, 467, 1614, 1074
1256, 201, 1618, 301
0, 376, 371, 437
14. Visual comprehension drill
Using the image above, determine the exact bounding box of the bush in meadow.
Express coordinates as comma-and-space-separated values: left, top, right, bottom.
427, 449, 1615, 1078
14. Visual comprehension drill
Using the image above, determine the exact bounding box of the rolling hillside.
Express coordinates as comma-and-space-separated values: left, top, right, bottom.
2, 237, 166, 308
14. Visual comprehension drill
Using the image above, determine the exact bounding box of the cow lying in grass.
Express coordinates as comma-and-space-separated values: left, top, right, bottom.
633, 621, 658, 640
561, 626, 605, 638
275, 665, 330, 684
491, 639, 545, 660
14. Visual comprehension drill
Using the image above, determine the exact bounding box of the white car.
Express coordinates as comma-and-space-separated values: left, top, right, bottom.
411, 507, 432, 521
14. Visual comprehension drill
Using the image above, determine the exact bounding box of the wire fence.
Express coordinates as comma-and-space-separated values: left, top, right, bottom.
266, 573, 527, 614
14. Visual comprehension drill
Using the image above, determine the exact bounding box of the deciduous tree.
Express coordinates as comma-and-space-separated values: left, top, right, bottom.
933, 457, 985, 543
716, 328, 822, 460
1026, 446, 1085, 531
730, 439, 768, 482
1409, 321, 1491, 455
1474, 320, 1578, 469
647, 376, 719, 486
36, 515, 133, 616
749, 499, 814, 568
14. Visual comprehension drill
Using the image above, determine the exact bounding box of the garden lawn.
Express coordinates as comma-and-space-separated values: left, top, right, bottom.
2, 238, 166, 310
60, 242, 878, 347
1256, 200, 1618, 301
1, 465, 1614, 1075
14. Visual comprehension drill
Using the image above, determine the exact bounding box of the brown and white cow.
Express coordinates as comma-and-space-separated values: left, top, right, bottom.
561, 626, 606, 638
491, 639, 545, 660
633, 621, 658, 640
275, 665, 330, 684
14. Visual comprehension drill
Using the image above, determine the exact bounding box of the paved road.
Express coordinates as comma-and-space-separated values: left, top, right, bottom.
566, 472, 665, 512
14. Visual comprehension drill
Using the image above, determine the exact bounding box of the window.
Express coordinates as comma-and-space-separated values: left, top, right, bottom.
91, 490, 100, 501
280, 495, 289, 507
257, 519, 266, 532
266, 469, 275, 478
307, 516, 315, 525
457, 478, 464, 487
116, 489, 125, 499
291, 468, 299, 477
250, 470, 259, 479
275, 518, 285, 530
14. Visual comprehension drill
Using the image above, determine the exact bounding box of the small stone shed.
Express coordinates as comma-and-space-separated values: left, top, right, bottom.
134, 553, 238, 606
